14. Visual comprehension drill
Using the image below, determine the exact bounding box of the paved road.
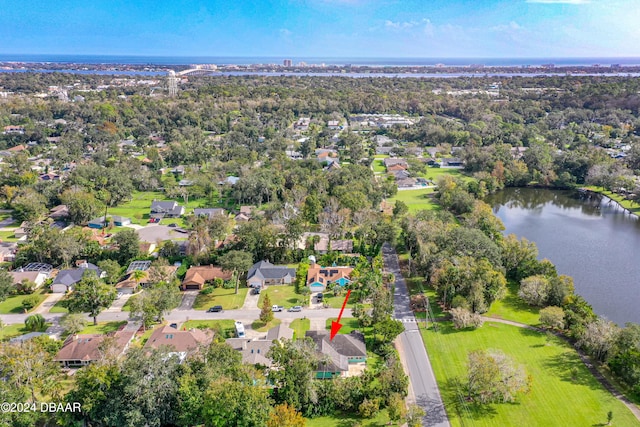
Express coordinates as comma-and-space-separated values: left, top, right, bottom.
383, 243, 450, 427
0, 306, 352, 326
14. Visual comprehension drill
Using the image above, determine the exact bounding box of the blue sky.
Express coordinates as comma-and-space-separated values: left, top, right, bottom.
1, 0, 638, 58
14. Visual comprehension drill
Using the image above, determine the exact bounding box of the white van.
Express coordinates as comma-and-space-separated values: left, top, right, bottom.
235, 321, 245, 338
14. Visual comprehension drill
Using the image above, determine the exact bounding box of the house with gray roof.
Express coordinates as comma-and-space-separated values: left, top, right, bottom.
246, 261, 296, 288
225, 324, 294, 367
306, 330, 367, 378
51, 262, 104, 293
150, 200, 185, 218
193, 208, 226, 219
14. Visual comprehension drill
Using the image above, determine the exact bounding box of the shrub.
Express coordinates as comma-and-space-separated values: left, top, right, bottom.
358, 398, 380, 418
21, 294, 41, 311
451, 307, 483, 329
539, 306, 565, 330
200, 286, 215, 295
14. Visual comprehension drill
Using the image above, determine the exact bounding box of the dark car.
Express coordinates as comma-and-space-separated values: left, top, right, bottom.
169, 323, 178, 329
168, 223, 178, 227
207, 305, 223, 313
316, 292, 323, 301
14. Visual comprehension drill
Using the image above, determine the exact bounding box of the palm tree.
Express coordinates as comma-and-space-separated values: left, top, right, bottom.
25, 314, 46, 332
130, 269, 147, 291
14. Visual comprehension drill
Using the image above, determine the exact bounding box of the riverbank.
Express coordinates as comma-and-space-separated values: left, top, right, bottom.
581, 186, 640, 217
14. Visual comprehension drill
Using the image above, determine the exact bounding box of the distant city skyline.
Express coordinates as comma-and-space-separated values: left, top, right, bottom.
1, 0, 638, 58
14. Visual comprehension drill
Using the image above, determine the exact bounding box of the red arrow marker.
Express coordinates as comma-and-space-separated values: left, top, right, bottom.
330, 289, 352, 341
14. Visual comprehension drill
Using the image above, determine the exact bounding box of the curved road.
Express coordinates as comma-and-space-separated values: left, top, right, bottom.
383, 243, 450, 427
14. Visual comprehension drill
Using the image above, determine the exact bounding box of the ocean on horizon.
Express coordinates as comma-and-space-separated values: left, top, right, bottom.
2, 54, 640, 67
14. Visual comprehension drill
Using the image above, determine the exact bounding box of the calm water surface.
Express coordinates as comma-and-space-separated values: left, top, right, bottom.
485, 188, 640, 326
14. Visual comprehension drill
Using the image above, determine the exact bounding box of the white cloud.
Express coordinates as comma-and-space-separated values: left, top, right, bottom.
525, 0, 590, 4
279, 28, 293, 37
384, 18, 432, 31
490, 21, 524, 32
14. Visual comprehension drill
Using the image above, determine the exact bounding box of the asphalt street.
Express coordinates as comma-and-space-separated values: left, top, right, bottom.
382, 243, 450, 427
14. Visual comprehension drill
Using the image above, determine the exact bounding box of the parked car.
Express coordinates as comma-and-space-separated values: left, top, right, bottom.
316, 292, 323, 302
168, 223, 178, 227
288, 306, 302, 312
272, 305, 284, 312
252, 287, 261, 295
207, 305, 223, 313
169, 323, 178, 329
116, 292, 123, 300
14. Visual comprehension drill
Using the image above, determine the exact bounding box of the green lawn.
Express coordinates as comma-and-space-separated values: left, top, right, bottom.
107, 190, 220, 226
419, 166, 466, 181
422, 321, 640, 427
290, 318, 310, 340
0, 230, 18, 242
372, 159, 386, 173
257, 286, 306, 308
0, 323, 51, 341
0, 290, 48, 314
321, 290, 366, 309
49, 298, 69, 313
486, 280, 541, 326
306, 409, 392, 427
193, 287, 248, 310
387, 188, 439, 212
583, 186, 640, 215
79, 321, 127, 335
182, 319, 236, 338
325, 318, 362, 335
252, 318, 281, 332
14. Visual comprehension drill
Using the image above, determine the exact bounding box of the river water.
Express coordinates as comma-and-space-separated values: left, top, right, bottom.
485, 188, 640, 326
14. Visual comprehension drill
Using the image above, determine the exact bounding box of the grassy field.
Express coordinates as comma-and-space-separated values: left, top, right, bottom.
79, 321, 127, 335
0, 290, 48, 314
418, 166, 466, 181
257, 286, 307, 308
306, 409, 392, 427
387, 188, 439, 212
252, 318, 282, 332
583, 186, 640, 215
182, 319, 236, 338
486, 280, 541, 326
107, 190, 219, 226
422, 321, 640, 427
0, 323, 51, 341
290, 318, 310, 339
193, 287, 248, 310
325, 318, 363, 335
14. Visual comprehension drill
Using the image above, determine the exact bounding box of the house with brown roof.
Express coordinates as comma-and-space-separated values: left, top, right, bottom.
181, 265, 232, 290
306, 265, 354, 292
116, 265, 177, 294
9, 270, 48, 289
387, 163, 408, 172
54, 330, 135, 368
330, 240, 354, 253
144, 325, 212, 362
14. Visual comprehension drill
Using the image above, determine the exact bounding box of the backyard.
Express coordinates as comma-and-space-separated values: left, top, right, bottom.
182, 319, 236, 338
421, 321, 640, 427
79, 321, 127, 335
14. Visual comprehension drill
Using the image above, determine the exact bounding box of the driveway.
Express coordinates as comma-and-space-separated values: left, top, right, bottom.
32, 292, 67, 314
105, 293, 134, 312
177, 290, 199, 310
136, 225, 187, 243
382, 243, 450, 427
242, 288, 260, 309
